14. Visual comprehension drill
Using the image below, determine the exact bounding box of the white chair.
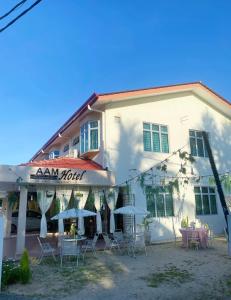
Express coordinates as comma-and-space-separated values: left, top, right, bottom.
187, 231, 200, 250
60, 238, 83, 267
37, 236, 56, 263
82, 234, 99, 256
129, 233, 147, 257
102, 233, 120, 251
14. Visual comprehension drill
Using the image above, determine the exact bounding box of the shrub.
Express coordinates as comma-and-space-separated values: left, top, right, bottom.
1, 260, 21, 289
19, 249, 31, 284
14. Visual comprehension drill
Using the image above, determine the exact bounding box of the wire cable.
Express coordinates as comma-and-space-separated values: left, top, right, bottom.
0, 0, 42, 33
0, 0, 28, 20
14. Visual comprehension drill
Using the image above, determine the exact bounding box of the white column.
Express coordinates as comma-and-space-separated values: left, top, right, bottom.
2, 197, 12, 237
16, 186, 28, 256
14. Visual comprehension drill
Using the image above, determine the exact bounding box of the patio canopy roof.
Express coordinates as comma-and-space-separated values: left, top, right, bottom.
0, 158, 114, 193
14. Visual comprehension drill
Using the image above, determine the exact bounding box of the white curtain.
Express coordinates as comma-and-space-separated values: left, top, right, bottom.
93, 188, 103, 234
37, 187, 55, 238
105, 188, 119, 233
75, 189, 89, 235
56, 189, 72, 235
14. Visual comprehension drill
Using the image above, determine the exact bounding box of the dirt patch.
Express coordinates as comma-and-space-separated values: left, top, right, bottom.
5, 238, 231, 300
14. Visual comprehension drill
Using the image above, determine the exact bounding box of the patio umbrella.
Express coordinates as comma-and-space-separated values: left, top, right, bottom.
113, 206, 150, 235
113, 205, 149, 216
51, 208, 96, 220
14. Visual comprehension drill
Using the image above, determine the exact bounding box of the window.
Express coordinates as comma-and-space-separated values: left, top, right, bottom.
143, 123, 169, 153
80, 120, 100, 153
49, 150, 60, 159
189, 130, 208, 157
194, 186, 217, 215
145, 186, 174, 217
72, 136, 79, 146
63, 144, 69, 153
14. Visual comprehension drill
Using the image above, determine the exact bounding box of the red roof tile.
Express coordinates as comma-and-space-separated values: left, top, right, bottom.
20, 157, 103, 170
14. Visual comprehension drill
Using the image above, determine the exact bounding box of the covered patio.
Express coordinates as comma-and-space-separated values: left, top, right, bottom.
0, 157, 115, 258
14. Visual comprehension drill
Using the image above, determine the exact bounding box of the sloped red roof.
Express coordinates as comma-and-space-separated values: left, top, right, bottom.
20, 157, 103, 170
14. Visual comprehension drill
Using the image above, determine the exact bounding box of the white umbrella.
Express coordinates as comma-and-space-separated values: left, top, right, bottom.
114, 205, 149, 215
51, 208, 96, 220
113, 205, 150, 235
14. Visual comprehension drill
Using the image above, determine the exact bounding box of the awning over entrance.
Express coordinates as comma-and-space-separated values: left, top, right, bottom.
0, 157, 115, 191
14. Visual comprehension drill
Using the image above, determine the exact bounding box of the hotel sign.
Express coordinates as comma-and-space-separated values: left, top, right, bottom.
30, 168, 86, 181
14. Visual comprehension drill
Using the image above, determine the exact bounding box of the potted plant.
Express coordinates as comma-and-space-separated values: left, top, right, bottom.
181, 216, 189, 228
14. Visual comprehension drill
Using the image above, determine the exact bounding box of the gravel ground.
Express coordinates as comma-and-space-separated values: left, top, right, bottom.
4, 237, 231, 300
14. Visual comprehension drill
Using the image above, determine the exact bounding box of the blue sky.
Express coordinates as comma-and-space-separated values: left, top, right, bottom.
0, 0, 231, 165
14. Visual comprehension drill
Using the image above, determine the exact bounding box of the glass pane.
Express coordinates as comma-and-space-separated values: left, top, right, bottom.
197, 138, 204, 157
190, 137, 197, 156
189, 130, 195, 137
90, 121, 98, 128
210, 195, 217, 214
202, 187, 208, 193
90, 129, 98, 150
143, 123, 150, 130
156, 194, 165, 217
143, 131, 151, 151
85, 123, 88, 152
161, 133, 169, 153
160, 126, 168, 133
195, 194, 202, 215
152, 124, 159, 131
146, 194, 156, 217
209, 187, 215, 193
153, 132, 160, 152
165, 194, 174, 216
203, 195, 210, 215
196, 131, 202, 138
194, 186, 200, 193
80, 126, 84, 153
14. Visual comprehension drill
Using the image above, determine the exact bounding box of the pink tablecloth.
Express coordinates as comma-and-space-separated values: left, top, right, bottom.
179, 228, 208, 248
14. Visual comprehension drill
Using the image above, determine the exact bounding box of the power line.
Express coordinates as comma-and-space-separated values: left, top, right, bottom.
0, 0, 43, 33
0, 0, 28, 20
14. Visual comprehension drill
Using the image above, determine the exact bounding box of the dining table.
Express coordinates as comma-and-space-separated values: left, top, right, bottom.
179, 227, 208, 249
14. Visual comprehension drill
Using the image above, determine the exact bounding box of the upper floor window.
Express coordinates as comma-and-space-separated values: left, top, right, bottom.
143, 123, 169, 153
189, 130, 208, 157
49, 150, 60, 159
145, 186, 174, 217
80, 120, 100, 153
194, 186, 217, 215
72, 136, 79, 146
63, 144, 69, 153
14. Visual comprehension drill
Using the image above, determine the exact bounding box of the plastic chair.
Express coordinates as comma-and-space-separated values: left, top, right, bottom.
37, 236, 56, 263
60, 238, 83, 267
102, 233, 120, 251
187, 231, 200, 250
129, 233, 147, 257
82, 234, 99, 256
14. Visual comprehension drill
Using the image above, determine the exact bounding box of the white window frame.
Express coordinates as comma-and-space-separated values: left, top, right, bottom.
80, 120, 100, 154
189, 129, 208, 158
146, 186, 174, 218
49, 150, 60, 159
143, 122, 169, 153
194, 186, 217, 215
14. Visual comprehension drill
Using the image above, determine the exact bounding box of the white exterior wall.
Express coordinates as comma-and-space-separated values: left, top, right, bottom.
103, 93, 231, 241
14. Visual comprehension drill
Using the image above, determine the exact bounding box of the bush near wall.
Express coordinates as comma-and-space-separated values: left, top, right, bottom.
1, 249, 31, 289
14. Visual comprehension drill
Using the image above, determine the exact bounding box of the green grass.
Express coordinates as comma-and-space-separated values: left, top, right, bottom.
141, 265, 193, 288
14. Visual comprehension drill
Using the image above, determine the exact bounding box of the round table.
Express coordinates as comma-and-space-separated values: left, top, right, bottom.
179, 228, 208, 248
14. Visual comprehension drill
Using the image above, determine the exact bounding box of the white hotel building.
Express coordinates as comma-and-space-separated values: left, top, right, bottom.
0, 82, 231, 255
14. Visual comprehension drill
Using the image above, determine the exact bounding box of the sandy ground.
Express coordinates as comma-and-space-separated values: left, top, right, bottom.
4, 237, 231, 300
